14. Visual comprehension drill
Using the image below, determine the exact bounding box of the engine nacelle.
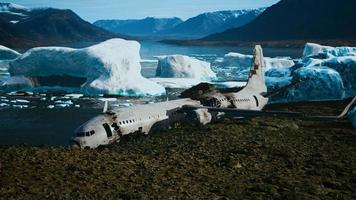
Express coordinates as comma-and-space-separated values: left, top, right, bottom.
193, 108, 212, 125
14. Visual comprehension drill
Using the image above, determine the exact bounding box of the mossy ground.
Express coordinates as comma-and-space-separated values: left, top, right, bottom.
0, 100, 355, 199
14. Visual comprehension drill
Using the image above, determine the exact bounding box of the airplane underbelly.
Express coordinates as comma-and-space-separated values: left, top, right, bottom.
233, 102, 255, 110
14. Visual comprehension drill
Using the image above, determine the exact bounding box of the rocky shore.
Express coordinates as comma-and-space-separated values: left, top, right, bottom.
0, 99, 355, 199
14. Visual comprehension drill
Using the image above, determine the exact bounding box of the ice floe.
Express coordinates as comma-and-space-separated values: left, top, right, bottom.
64, 94, 83, 99
12, 105, 28, 109
0, 103, 9, 107
15, 99, 30, 103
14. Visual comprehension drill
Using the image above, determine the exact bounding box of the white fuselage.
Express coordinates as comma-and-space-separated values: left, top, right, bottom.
72, 45, 269, 149
72, 99, 201, 149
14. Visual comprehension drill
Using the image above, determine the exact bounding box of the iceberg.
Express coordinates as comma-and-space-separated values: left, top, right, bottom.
150, 78, 246, 89
283, 66, 345, 102
265, 76, 293, 92
6, 38, 166, 96
322, 56, 356, 96
150, 78, 207, 89
0, 45, 21, 60
156, 55, 216, 80
303, 56, 356, 96
213, 81, 246, 88
264, 57, 295, 70
303, 43, 356, 59
265, 66, 291, 78
216, 52, 295, 72
216, 52, 253, 69
1, 75, 33, 91
348, 108, 356, 128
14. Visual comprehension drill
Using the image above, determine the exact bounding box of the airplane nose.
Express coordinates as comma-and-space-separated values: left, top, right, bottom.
69, 139, 81, 148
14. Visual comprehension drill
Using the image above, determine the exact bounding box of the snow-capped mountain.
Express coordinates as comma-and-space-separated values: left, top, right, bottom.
0, 3, 122, 48
0, 3, 29, 23
161, 8, 265, 39
0, 2, 29, 13
94, 8, 265, 39
94, 17, 183, 37
203, 0, 356, 45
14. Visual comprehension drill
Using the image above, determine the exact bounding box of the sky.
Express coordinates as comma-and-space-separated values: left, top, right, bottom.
6, 0, 280, 22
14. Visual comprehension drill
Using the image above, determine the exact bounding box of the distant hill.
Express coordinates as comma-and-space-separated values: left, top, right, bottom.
94, 9, 265, 40
161, 9, 265, 39
201, 0, 356, 46
94, 17, 183, 37
0, 3, 123, 48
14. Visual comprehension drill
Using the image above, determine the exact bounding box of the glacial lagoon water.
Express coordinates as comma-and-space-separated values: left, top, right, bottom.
0, 42, 302, 146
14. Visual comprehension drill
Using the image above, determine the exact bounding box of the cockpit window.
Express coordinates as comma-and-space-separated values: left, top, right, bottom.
77, 130, 95, 137
77, 132, 85, 137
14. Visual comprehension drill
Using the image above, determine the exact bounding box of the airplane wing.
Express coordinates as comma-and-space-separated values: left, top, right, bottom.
182, 97, 356, 120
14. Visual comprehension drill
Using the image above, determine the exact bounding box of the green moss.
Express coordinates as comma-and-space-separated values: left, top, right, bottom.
0, 100, 355, 199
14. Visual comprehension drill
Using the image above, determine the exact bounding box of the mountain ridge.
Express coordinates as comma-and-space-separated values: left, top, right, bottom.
0, 3, 124, 48
160, 8, 265, 39
94, 17, 183, 37
94, 8, 265, 39
201, 0, 356, 45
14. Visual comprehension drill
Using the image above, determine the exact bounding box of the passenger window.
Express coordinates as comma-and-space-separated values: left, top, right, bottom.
86, 132, 90, 136
90, 130, 95, 135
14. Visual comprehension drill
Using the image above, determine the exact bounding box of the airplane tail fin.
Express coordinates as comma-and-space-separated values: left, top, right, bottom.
103, 100, 109, 113
244, 45, 267, 94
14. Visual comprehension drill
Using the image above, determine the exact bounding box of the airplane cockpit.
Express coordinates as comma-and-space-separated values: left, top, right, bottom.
71, 115, 117, 149
76, 130, 96, 137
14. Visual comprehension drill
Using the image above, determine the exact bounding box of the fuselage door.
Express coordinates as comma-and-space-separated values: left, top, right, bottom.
103, 123, 113, 138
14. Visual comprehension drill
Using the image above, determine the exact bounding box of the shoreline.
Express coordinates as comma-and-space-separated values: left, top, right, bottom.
160, 38, 356, 48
